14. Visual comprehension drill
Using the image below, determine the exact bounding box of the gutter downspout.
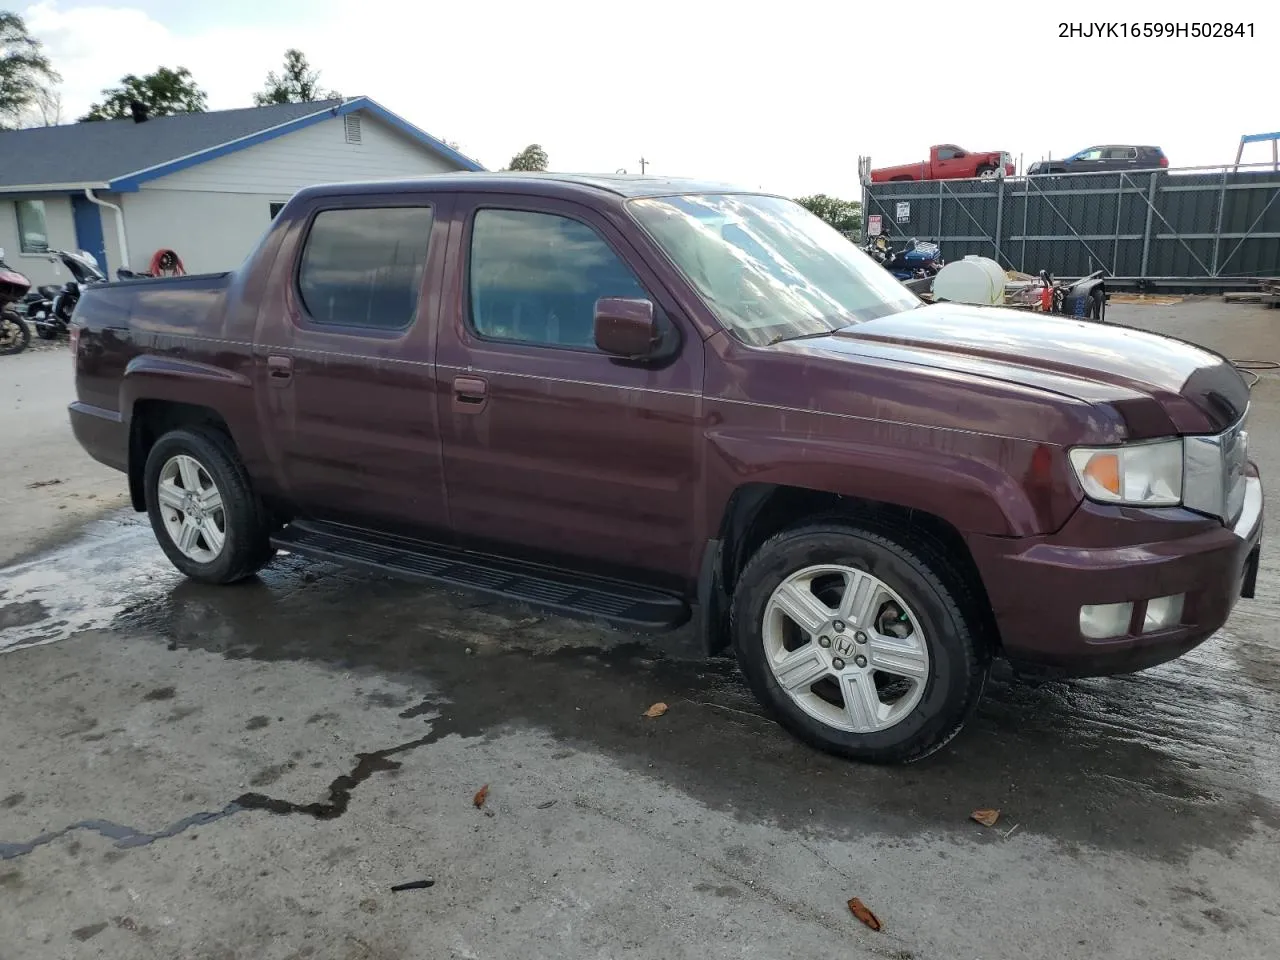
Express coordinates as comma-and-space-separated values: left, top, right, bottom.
84, 188, 128, 274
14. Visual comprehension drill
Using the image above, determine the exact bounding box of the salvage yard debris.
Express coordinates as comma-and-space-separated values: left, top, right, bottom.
473, 784, 489, 808
971, 808, 1001, 827
847, 897, 882, 931
643, 702, 669, 719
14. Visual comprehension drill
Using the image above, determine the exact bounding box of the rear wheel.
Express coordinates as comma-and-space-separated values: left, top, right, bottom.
731, 522, 990, 763
1086, 288, 1106, 321
0, 308, 30, 356
976, 166, 998, 179
144, 427, 275, 584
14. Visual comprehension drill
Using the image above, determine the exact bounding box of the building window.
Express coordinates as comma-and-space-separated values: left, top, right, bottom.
269, 202, 286, 219
14, 200, 48, 253
297, 206, 434, 330
468, 209, 647, 349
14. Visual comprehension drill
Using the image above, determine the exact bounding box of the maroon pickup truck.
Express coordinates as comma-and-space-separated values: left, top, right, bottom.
68, 174, 1263, 763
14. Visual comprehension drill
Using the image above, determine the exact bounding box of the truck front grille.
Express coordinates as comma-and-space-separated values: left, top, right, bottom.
1184, 413, 1249, 525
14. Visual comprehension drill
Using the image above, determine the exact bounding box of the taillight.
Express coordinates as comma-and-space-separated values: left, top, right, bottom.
1159, 155, 1169, 167
69, 324, 81, 367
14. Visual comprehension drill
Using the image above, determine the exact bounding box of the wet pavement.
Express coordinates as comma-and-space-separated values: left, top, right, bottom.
2, 300, 1280, 959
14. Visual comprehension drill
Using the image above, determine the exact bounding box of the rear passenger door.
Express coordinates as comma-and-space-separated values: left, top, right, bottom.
435, 195, 704, 583
252, 194, 453, 537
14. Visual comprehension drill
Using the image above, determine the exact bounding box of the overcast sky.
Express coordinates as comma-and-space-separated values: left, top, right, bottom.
20, 0, 1277, 198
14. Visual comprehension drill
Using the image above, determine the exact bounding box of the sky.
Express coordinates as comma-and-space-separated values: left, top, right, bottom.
16, 0, 1278, 199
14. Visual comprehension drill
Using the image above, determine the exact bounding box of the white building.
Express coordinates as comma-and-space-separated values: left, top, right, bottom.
0, 97, 483, 285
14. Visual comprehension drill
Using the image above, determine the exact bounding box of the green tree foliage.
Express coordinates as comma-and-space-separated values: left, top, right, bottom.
254, 49, 339, 105
506, 144, 549, 171
80, 66, 207, 121
795, 194, 862, 239
0, 12, 59, 129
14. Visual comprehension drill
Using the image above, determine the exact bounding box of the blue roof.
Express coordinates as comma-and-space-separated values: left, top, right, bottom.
0, 97, 484, 192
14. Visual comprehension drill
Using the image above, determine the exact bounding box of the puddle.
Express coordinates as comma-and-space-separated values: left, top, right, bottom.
3, 508, 1280, 861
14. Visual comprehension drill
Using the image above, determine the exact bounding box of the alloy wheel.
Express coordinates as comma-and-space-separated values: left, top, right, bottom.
762, 564, 930, 733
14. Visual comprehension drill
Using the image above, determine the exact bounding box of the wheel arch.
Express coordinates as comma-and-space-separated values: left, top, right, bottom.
127, 399, 235, 511
700, 482, 1001, 657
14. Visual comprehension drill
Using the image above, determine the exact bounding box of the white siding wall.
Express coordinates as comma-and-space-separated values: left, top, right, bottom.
122, 190, 288, 275
0, 194, 76, 287
115, 110, 464, 274
143, 111, 459, 195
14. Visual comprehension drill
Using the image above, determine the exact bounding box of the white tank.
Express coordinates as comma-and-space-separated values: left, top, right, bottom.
932, 255, 1007, 306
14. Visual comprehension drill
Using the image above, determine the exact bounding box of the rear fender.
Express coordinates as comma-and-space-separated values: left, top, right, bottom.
119, 355, 265, 507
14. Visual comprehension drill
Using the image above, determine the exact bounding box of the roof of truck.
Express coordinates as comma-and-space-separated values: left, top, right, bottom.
299, 172, 766, 200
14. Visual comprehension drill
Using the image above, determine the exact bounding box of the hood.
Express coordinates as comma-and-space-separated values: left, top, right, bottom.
809, 303, 1248, 437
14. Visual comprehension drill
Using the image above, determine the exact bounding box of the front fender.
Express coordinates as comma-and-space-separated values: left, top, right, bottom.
707, 426, 1078, 539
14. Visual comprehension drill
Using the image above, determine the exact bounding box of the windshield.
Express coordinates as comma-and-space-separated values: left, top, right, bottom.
628, 193, 919, 346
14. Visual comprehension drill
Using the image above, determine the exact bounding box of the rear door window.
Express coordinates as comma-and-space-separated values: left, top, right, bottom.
468, 208, 647, 349
298, 206, 434, 330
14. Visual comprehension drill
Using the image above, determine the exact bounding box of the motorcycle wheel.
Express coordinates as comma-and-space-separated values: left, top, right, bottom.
1, 308, 32, 356
36, 323, 59, 340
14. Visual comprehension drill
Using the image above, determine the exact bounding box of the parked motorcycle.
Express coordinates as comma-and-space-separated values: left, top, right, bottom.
26, 249, 107, 340
864, 235, 945, 281
0, 247, 33, 356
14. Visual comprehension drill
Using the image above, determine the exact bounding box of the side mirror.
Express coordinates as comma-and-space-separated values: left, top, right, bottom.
594, 297, 659, 358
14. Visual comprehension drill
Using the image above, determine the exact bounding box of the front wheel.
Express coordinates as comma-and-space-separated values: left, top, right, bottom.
0, 309, 30, 356
731, 522, 990, 763
144, 427, 275, 584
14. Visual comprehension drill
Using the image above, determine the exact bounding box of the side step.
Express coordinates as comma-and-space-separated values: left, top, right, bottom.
271, 520, 690, 630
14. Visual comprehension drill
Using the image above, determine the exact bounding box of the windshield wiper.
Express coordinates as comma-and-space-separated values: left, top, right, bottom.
765, 325, 851, 346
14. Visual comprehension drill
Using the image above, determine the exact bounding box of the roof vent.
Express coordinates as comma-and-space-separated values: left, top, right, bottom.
130, 100, 149, 123
344, 114, 362, 145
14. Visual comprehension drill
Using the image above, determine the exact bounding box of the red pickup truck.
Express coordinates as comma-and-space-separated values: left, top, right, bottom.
871, 144, 1015, 182
68, 174, 1263, 763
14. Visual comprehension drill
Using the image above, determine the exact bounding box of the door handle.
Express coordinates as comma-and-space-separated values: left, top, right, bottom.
452, 375, 488, 413
267, 355, 293, 385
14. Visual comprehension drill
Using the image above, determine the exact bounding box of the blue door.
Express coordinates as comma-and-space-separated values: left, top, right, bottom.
70, 193, 108, 274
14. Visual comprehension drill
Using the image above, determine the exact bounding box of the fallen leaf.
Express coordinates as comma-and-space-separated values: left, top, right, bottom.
473, 784, 489, 808
643, 702, 669, 719
847, 897, 881, 932
971, 808, 1001, 827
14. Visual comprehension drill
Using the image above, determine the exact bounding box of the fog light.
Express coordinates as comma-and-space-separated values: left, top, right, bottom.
1142, 594, 1185, 633
1080, 602, 1134, 639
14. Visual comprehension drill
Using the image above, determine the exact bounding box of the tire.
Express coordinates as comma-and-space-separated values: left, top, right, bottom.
731, 521, 990, 763
976, 166, 998, 179
1086, 288, 1106, 322
0, 309, 30, 356
144, 427, 275, 584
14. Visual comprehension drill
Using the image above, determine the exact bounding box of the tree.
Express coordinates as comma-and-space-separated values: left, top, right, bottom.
0, 12, 59, 129
795, 194, 862, 239
254, 48, 339, 105
506, 143, 548, 172
80, 66, 207, 121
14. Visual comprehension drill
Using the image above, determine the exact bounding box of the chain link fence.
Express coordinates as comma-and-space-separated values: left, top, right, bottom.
861, 165, 1280, 287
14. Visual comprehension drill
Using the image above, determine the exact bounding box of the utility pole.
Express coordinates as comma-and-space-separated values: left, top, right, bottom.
639, 157, 648, 174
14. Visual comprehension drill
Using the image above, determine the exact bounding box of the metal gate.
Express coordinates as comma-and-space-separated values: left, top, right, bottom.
861, 165, 1280, 287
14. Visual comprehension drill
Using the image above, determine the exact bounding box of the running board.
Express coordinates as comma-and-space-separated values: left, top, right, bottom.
271, 520, 690, 630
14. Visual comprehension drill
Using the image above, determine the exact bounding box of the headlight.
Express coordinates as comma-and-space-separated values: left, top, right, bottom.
1068, 439, 1183, 506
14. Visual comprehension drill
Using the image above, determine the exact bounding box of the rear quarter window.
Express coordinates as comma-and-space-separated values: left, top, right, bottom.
297, 206, 434, 330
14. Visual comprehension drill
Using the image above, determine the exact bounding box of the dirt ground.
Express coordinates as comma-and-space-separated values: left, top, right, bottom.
2, 299, 1279, 960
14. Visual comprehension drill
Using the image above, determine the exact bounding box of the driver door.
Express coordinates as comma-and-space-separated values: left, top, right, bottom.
435, 195, 705, 582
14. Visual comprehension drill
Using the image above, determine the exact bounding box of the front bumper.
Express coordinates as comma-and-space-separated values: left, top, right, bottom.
967, 474, 1263, 677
